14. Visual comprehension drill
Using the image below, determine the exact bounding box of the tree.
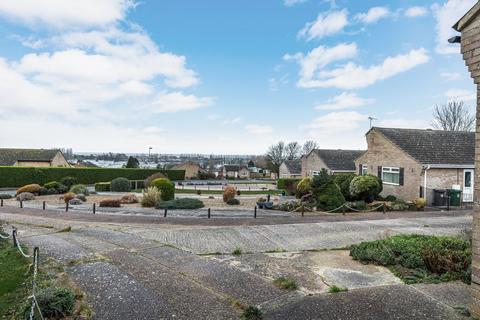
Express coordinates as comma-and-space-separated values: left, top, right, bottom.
432, 100, 475, 131
265, 141, 285, 173
285, 142, 301, 160
126, 156, 140, 168
301, 140, 319, 156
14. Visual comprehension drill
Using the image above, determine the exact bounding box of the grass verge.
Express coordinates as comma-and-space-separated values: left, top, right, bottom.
328, 285, 348, 293
273, 277, 298, 290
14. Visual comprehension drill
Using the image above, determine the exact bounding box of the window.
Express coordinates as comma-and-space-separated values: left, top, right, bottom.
382, 167, 400, 185
361, 164, 368, 176
312, 171, 320, 176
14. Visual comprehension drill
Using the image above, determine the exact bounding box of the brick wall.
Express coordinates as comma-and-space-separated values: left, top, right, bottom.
303, 152, 330, 177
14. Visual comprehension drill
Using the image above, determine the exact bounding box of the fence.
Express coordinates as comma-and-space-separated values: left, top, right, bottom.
0, 227, 43, 320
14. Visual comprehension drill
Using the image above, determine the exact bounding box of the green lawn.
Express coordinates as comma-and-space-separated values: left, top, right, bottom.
0, 239, 31, 318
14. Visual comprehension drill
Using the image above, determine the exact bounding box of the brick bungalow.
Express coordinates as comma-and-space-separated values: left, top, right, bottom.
279, 159, 302, 179
302, 149, 364, 177
0, 148, 70, 167
172, 161, 204, 179
222, 165, 250, 179
355, 127, 474, 204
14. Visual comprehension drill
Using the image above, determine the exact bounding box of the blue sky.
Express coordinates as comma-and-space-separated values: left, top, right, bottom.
0, 0, 476, 154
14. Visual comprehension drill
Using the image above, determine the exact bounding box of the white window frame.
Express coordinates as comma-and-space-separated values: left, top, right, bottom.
361, 164, 368, 176
312, 170, 321, 176
382, 167, 400, 186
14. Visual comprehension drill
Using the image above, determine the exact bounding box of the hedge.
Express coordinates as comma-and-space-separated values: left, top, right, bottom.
277, 178, 301, 190
0, 167, 185, 188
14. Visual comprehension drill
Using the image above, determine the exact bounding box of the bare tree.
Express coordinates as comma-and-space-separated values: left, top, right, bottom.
301, 140, 319, 156
432, 100, 475, 131
285, 142, 301, 160
266, 141, 285, 173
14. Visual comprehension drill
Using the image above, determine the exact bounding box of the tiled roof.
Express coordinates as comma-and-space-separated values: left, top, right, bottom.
224, 164, 240, 172
312, 149, 365, 171
374, 127, 474, 165
283, 159, 301, 174
0, 148, 60, 166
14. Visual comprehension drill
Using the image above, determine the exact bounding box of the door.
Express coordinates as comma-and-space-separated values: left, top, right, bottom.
463, 169, 474, 202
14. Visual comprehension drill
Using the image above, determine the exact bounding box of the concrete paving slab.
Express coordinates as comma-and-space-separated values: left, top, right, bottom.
412, 282, 472, 309
22, 233, 92, 262
263, 284, 463, 320
68, 262, 172, 320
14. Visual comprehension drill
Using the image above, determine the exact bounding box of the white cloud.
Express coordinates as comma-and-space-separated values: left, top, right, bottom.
440, 72, 461, 81
378, 118, 430, 129
151, 91, 214, 113
223, 117, 242, 125
0, 0, 134, 29
284, 43, 357, 88
445, 88, 476, 101
315, 92, 374, 110
284, 0, 307, 7
298, 9, 348, 41
355, 7, 390, 24
405, 6, 429, 18
433, 0, 476, 55
297, 48, 429, 89
245, 124, 274, 135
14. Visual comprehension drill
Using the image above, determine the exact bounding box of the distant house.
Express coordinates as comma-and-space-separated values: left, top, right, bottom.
0, 148, 70, 167
355, 127, 474, 204
172, 161, 203, 179
279, 159, 302, 179
223, 164, 250, 179
302, 149, 364, 177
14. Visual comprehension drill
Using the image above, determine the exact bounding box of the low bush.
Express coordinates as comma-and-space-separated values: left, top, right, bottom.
413, 198, 427, 210
144, 172, 167, 188
232, 248, 242, 255
333, 173, 356, 201
316, 180, 345, 211
295, 177, 312, 199
38, 187, 54, 196
0, 194, 12, 199
242, 306, 263, 320
43, 181, 68, 194
120, 194, 139, 204
156, 198, 204, 209
110, 177, 131, 192
36, 287, 75, 319
94, 182, 110, 192
62, 192, 76, 204
385, 195, 397, 202
16, 192, 35, 201
152, 178, 175, 201
227, 198, 240, 205
277, 178, 300, 196
223, 185, 236, 203
69, 184, 89, 196
350, 234, 471, 284
391, 200, 409, 211
99, 199, 121, 207
60, 176, 78, 189
16, 184, 41, 195
273, 277, 298, 290
328, 285, 348, 293
141, 187, 161, 208
349, 175, 381, 203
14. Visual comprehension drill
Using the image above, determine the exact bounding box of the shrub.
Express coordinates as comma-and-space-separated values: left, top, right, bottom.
62, 192, 76, 204
227, 198, 240, 205
152, 178, 175, 201
36, 287, 75, 319
311, 169, 332, 194
333, 173, 356, 201
39, 187, 52, 196
60, 176, 78, 189
328, 285, 348, 293
69, 184, 89, 196
316, 180, 345, 211
242, 306, 263, 320
141, 187, 161, 208
349, 175, 381, 203
94, 182, 110, 192
16, 184, 41, 195
385, 195, 397, 202
43, 181, 68, 194
346, 200, 366, 211
16, 192, 35, 201
223, 185, 236, 203
350, 234, 471, 284
99, 199, 122, 207
232, 248, 242, 255
110, 177, 132, 192
391, 200, 409, 211
277, 178, 300, 196
0, 194, 12, 199
413, 198, 427, 210
0, 167, 185, 188
120, 194, 139, 204
295, 177, 312, 199
144, 172, 167, 188
156, 198, 205, 209
273, 277, 298, 290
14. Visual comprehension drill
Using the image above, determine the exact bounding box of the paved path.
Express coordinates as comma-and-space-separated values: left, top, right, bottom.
0, 207, 473, 319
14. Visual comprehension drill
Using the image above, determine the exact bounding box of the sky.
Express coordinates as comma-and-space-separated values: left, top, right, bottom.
0, 0, 476, 154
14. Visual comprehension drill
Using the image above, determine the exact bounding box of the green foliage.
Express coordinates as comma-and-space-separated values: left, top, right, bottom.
277, 178, 301, 196
273, 277, 298, 290
316, 180, 345, 211
0, 194, 13, 199
242, 306, 263, 320
156, 198, 204, 209
125, 156, 140, 168
295, 177, 312, 199
349, 175, 381, 203
36, 287, 75, 318
328, 285, 348, 293
152, 178, 175, 201
385, 195, 397, 202
141, 187, 161, 207
310, 169, 332, 194
144, 172, 167, 188
350, 234, 471, 284
346, 200, 366, 211
110, 177, 132, 192
69, 184, 89, 196
227, 198, 240, 205
60, 176, 78, 189
333, 173, 356, 201
232, 248, 243, 255
0, 167, 185, 188
94, 182, 110, 192
44, 181, 68, 194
